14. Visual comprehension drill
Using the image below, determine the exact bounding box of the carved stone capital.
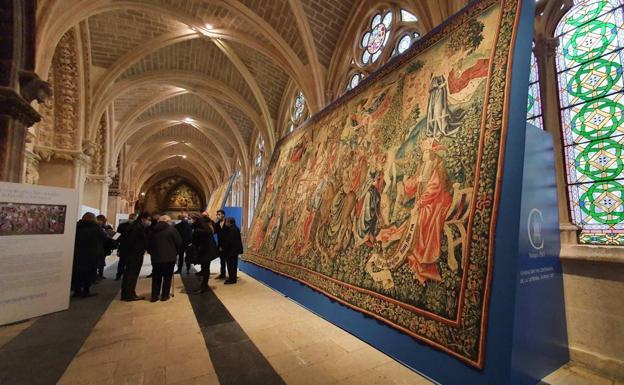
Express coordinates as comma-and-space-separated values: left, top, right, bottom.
534, 37, 559, 59
0, 86, 41, 126
86, 174, 113, 185
107, 168, 117, 178
18, 70, 53, 104
82, 139, 97, 157
33, 145, 84, 163
73, 153, 91, 167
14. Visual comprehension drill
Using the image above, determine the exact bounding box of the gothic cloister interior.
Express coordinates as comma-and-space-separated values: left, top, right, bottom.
0, 0, 623, 384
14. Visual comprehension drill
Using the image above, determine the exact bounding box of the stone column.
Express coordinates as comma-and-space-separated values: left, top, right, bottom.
534, 36, 579, 243
0, 1, 49, 182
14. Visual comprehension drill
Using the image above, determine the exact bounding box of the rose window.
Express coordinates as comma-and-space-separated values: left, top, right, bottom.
360, 11, 393, 64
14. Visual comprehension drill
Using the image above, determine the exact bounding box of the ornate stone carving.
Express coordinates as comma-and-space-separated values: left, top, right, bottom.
89, 115, 106, 175
34, 70, 55, 147
33, 146, 82, 163
52, 29, 80, 150
18, 70, 53, 104
23, 151, 40, 185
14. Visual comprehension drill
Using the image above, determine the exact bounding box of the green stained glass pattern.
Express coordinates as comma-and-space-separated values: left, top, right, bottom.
579, 231, 624, 244
558, 51, 624, 108
557, 1, 624, 243
556, 0, 622, 35
571, 180, 624, 227
557, 13, 623, 72
561, 92, 624, 144
565, 135, 624, 183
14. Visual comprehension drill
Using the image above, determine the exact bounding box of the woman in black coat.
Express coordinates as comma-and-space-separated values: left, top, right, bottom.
147, 215, 182, 302
72, 212, 108, 297
221, 217, 244, 284
191, 216, 218, 293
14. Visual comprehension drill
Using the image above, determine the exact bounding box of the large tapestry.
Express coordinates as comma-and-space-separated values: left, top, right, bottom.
166, 184, 202, 211
244, 0, 522, 368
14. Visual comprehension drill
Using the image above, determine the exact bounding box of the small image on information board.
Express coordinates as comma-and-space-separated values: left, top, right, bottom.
0, 202, 67, 236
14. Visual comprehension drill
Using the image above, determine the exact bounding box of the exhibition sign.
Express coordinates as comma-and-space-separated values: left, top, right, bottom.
0, 182, 79, 326
244, 0, 522, 368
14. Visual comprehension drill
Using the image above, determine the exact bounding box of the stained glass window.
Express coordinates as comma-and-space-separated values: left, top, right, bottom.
555, 0, 624, 245
345, 6, 421, 92
527, 49, 544, 130
285, 91, 308, 135
346, 73, 363, 91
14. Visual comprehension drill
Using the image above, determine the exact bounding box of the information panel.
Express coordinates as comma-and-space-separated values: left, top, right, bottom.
0, 182, 79, 325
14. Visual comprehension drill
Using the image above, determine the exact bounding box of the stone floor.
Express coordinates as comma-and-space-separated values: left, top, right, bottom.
0, 258, 619, 385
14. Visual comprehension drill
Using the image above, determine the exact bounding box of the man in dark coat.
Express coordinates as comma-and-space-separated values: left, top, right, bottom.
96, 215, 115, 280
221, 217, 244, 284
145, 212, 161, 278
72, 212, 108, 297
174, 215, 193, 274
115, 213, 136, 280
191, 216, 217, 293
214, 209, 227, 279
147, 215, 182, 301
120, 212, 151, 301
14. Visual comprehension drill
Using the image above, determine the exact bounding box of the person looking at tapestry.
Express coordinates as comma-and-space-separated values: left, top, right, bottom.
147, 215, 181, 302
214, 209, 227, 279
174, 215, 193, 274
115, 213, 136, 281
72, 212, 107, 298
220, 217, 244, 284
191, 215, 218, 293
120, 212, 150, 302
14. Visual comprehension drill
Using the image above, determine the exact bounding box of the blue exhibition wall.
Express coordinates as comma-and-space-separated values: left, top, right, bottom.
510, 125, 569, 385
223, 206, 243, 230
242, 0, 571, 383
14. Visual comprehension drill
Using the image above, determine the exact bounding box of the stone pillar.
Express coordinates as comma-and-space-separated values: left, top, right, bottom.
0, 0, 49, 182
534, 36, 578, 243
83, 175, 111, 215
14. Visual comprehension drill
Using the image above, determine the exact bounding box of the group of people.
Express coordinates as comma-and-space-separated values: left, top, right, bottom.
71, 210, 243, 301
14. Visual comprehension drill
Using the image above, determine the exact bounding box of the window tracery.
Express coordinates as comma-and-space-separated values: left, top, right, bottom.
286, 91, 308, 134
345, 6, 421, 92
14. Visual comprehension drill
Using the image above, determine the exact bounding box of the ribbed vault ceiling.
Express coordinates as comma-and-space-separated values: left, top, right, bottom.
37, 0, 471, 198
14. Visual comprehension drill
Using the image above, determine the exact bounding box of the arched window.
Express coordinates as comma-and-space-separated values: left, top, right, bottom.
555, 0, 624, 245
345, 6, 421, 91
527, 48, 544, 129
249, 136, 266, 224
286, 91, 308, 134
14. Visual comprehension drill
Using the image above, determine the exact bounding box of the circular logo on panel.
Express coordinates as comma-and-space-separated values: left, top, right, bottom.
528, 208, 544, 250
